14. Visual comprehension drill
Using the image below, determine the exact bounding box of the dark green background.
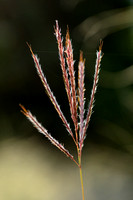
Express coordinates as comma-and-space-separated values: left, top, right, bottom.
0, 0, 133, 200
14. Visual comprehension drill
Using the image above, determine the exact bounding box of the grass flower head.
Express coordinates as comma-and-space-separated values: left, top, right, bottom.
20, 20, 103, 200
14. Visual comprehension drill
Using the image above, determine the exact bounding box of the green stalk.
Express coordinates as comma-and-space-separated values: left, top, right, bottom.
78, 152, 85, 200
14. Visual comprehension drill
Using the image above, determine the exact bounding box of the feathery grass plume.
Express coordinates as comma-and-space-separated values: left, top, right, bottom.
80, 40, 103, 150
19, 104, 78, 166
26, 42, 75, 142
54, 21, 71, 107
55, 21, 78, 143
78, 51, 85, 144
65, 27, 78, 140
20, 21, 103, 200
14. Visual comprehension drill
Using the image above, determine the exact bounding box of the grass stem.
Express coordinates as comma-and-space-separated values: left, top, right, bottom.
78, 153, 85, 200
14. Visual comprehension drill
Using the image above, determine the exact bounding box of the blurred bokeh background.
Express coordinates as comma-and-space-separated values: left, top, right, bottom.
0, 0, 133, 199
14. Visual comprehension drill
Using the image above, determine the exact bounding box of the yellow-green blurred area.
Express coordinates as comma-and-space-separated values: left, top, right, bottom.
0, 0, 133, 199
